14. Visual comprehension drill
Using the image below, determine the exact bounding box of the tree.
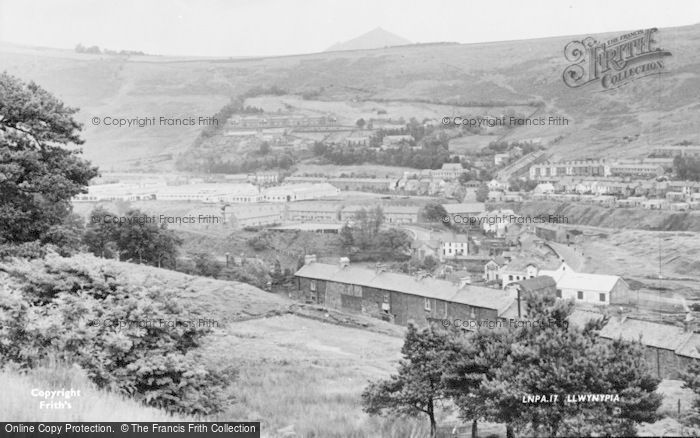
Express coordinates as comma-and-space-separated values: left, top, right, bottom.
83, 208, 181, 268
352, 207, 384, 249
473, 293, 662, 437
84, 207, 120, 258
339, 224, 355, 250
476, 183, 489, 202
444, 328, 515, 438
0, 72, 98, 247
362, 324, 454, 437
681, 360, 700, 426
192, 252, 222, 278
422, 203, 449, 223
356, 118, 366, 129
421, 255, 438, 271
375, 229, 412, 260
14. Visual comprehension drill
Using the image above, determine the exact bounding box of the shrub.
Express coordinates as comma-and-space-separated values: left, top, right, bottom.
0, 254, 232, 415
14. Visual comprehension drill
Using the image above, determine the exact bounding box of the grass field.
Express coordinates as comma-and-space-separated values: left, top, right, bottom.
199, 314, 436, 437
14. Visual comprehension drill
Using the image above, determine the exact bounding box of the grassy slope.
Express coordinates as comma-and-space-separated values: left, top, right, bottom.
2, 23, 699, 169
0, 363, 187, 422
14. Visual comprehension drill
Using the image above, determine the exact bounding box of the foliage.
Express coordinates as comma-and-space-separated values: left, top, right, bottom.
446, 293, 663, 437
673, 155, 700, 181
475, 183, 489, 202
191, 252, 223, 278
0, 72, 98, 247
362, 324, 455, 438
319, 142, 450, 169
83, 208, 182, 268
508, 178, 538, 192
681, 361, 700, 425
219, 259, 271, 289
422, 203, 449, 223
0, 254, 231, 415
246, 232, 272, 251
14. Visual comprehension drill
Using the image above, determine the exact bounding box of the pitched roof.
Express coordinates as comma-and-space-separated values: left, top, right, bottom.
567, 309, 604, 329
442, 203, 486, 214
556, 271, 622, 293
295, 262, 515, 313
675, 333, 700, 359
450, 286, 516, 315
517, 275, 556, 290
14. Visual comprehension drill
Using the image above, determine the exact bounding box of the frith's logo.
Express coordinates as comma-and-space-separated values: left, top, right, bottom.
563, 28, 672, 90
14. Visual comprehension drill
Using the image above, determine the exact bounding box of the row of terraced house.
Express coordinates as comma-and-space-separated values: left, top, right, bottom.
294, 258, 700, 379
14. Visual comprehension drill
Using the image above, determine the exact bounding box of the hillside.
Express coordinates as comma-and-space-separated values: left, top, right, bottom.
1, 22, 699, 169
510, 200, 700, 232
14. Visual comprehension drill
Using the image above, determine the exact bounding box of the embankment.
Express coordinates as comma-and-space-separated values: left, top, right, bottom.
500, 201, 700, 231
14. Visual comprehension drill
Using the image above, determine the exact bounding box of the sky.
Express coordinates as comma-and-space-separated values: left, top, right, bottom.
1, 0, 699, 57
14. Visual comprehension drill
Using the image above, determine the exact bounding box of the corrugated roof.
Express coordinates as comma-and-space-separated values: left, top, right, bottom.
598, 317, 686, 350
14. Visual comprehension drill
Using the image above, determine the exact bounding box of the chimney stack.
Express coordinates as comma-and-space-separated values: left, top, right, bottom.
304, 254, 317, 265
684, 312, 695, 333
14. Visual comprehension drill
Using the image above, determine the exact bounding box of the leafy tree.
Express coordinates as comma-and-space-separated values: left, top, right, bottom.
339, 224, 355, 250
362, 324, 454, 438
375, 229, 412, 260
0, 72, 98, 247
41, 212, 85, 256
192, 252, 222, 278
352, 207, 384, 249
422, 203, 449, 223
258, 141, 271, 155
84, 207, 120, 258
356, 118, 366, 129
421, 255, 438, 271
444, 328, 515, 438
674, 155, 700, 181
476, 183, 489, 202
681, 360, 700, 425
471, 293, 662, 437
83, 207, 181, 268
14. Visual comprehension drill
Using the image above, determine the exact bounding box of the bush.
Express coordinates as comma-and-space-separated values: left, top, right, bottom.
0, 254, 231, 415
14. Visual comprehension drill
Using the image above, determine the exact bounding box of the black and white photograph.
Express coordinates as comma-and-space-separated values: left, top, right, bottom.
1, 0, 700, 436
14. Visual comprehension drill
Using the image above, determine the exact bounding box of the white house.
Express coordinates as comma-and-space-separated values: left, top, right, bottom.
553, 271, 627, 305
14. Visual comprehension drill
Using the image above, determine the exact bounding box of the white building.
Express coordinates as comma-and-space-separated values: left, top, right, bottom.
263, 183, 340, 202
154, 183, 262, 203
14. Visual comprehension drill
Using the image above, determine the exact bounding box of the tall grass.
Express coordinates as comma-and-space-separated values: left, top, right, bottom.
0, 360, 189, 422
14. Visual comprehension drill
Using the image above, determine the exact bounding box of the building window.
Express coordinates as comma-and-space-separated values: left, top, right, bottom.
577, 291, 583, 300
310, 280, 316, 291
599, 293, 606, 302
508, 275, 513, 281
383, 293, 390, 303
556, 289, 562, 298
424, 298, 431, 311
